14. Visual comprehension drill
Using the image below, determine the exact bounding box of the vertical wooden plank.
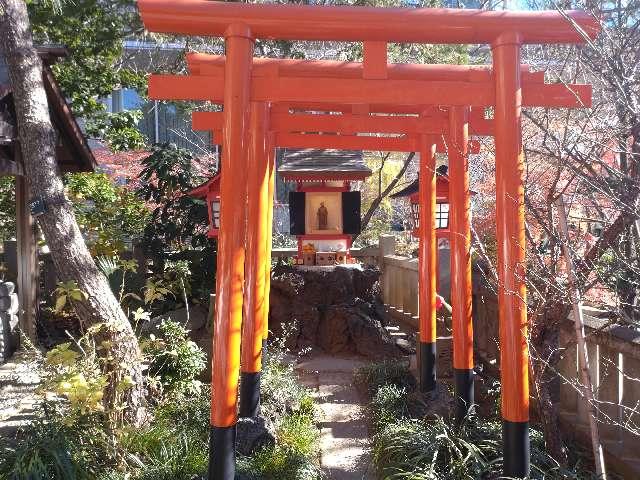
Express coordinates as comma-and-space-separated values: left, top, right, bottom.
558, 326, 578, 416
597, 345, 622, 442
621, 354, 640, 460
15, 176, 38, 342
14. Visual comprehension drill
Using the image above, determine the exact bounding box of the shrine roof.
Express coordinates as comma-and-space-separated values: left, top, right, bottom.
187, 173, 220, 198
1, 45, 96, 174
279, 148, 372, 181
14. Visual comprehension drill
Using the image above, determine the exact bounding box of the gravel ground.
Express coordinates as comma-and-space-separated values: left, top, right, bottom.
0, 349, 41, 441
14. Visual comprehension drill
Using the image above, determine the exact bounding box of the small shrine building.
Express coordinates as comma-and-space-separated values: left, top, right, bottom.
282, 149, 372, 265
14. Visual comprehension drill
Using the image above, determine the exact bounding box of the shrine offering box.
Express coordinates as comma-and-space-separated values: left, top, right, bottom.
336, 251, 347, 264
316, 252, 336, 266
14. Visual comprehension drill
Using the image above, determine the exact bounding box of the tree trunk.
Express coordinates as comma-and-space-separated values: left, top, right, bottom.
0, 0, 145, 425
529, 313, 569, 467
354, 152, 415, 243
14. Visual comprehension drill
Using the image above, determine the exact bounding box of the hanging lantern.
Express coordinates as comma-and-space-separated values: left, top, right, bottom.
188, 174, 221, 238
407, 191, 449, 236
391, 165, 451, 238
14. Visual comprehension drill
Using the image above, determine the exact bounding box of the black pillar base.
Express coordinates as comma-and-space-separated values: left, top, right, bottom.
208, 425, 236, 480
239, 371, 261, 418
503, 420, 530, 479
454, 368, 475, 424
419, 341, 437, 393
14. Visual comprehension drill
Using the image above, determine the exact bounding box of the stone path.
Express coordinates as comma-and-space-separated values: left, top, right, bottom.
0, 349, 41, 441
296, 353, 376, 480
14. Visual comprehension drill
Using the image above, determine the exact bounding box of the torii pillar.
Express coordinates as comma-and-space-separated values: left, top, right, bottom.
209, 24, 253, 479
448, 106, 475, 423
492, 33, 530, 478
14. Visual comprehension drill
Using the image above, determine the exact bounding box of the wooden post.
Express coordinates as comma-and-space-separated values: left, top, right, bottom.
209, 23, 254, 480
556, 195, 607, 479
240, 102, 270, 418
15, 175, 38, 342
492, 33, 530, 479
448, 106, 474, 421
418, 134, 438, 392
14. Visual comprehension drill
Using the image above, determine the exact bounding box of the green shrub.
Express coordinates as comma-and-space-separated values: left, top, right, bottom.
361, 364, 607, 480
373, 416, 498, 480
260, 340, 313, 423
239, 444, 323, 480
370, 384, 411, 430
141, 320, 206, 396
239, 414, 323, 480
355, 359, 415, 397
276, 410, 319, 459
118, 388, 210, 480
237, 339, 322, 480
0, 404, 116, 480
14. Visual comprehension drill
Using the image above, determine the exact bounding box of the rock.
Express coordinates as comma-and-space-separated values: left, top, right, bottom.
395, 337, 415, 355
409, 382, 454, 420
268, 265, 402, 358
235, 416, 276, 455
0, 282, 15, 297
143, 304, 209, 335
0, 294, 18, 315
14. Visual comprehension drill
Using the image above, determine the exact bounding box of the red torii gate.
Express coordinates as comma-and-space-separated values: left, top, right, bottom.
138, 2, 599, 478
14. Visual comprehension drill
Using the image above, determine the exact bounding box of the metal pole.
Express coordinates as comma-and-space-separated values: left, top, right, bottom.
448, 106, 475, 423
240, 102, 270, 418
492, 32, 530, 479
418, 134, 438, 392
209, 23, 253, 480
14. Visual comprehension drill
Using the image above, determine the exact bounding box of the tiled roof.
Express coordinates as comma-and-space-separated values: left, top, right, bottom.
279, 149, 372, 176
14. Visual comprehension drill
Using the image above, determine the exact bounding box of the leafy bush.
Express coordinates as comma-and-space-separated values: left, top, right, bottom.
355, 359, 415, 396
141, 320, 206, 396
360, 361, 606, 480
65, 172, 150, 257
0, 404, 116, 480
239, 406, 321, 480
137, 144, 216, 304
370, 384, 411, 430
237, 340, 322, 480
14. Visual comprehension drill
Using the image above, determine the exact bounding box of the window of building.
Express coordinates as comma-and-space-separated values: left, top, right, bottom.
436, 202, 449, 229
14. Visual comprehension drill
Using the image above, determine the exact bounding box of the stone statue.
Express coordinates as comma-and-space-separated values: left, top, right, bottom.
317, 202, 328, 230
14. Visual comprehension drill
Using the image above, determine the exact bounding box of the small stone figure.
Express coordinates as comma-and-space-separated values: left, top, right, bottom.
317, 202, 328, 230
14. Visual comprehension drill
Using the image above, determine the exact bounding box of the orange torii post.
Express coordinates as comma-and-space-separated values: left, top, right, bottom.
448, 106, 475, 423
239, 102, 271, 419
137, 2, 599, 478
206, 23, 253, 478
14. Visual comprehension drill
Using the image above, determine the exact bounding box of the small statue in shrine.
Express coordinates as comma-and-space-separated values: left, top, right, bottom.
317, 202, 328, 230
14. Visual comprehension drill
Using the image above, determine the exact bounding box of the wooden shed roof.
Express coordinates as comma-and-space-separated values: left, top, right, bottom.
0, 45, 96, 176
279, 148, 372, 181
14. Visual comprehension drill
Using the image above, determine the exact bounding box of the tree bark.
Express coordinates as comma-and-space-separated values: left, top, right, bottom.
0, 0, 145, 425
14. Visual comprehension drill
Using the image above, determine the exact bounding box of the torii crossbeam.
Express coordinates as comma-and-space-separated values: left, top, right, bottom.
137, 2, 600, 479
